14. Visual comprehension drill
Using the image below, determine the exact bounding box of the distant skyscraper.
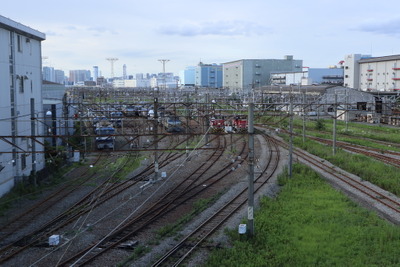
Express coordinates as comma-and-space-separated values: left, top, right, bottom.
93, 66, 99, 82
54, 69, 65, 84
43, 66, 55, 82
69, 70, 91, 84
136, 73, 143, 80
123, 64, 127, 80
179, 66, 196, 86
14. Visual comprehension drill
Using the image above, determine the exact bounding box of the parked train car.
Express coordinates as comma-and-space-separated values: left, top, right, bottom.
123, 105, 141, 117
110, 111, 123, 128
210, 118, 225, 133
95, 126, 115, 149
232, 118, 248, 133
162, 116, 183, 133
92, 116, 108, 130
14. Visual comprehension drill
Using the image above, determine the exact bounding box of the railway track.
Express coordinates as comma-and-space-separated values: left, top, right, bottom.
56, 135, 248, 266
269, 134, 400, 222
0, 152, 139, 264
0, 152, 107, 245
308, 136, 400, 168
0, 135, 193, 265
151, 133, 281, 266
270, 125, 400, 168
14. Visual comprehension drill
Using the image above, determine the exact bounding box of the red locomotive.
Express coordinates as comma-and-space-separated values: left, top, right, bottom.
232, 117, 248, 133
210, 118, 225, 133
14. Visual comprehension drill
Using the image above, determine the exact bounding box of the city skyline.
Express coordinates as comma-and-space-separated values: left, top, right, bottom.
2, 0, 400, 77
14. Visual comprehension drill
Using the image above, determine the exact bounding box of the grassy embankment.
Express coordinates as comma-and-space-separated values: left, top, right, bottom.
267, 117, 400, 196
263, 115, 400, 152
205, 164, 400, 266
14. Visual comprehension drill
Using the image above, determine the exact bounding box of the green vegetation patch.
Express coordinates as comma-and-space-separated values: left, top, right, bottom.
155, 193, 222, 240
295, 137, 400, 196
205, 164, 400, 266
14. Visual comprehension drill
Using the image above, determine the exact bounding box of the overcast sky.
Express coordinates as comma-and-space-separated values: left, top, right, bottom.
2, 0, 400, 77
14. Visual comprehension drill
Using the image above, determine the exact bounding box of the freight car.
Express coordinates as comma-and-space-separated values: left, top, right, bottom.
95, 126, 115, 149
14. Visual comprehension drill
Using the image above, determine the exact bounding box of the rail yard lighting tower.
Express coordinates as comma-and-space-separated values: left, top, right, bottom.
106, 57, 119, 79
158, 59, 170, 90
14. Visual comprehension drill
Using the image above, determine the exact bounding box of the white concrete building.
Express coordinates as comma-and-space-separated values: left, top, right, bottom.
358, 55, 400, 92
111, 79, 151, 88
0, 15, 46, 197
271, 67, 344, 86
343, 54, 371, 89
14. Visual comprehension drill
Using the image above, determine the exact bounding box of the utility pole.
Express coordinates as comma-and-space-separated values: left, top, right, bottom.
153, 96, 159, 182
185, 94, 190, 158
30, 98, 37, 186
288, 94, 294, 178
345, 90, 349, 131
333, 94, 337, 155
205, 93, 209, 145
248, 102, 255, 236
302, 93, 306, 144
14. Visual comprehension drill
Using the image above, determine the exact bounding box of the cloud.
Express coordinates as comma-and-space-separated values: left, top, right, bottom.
45, 31, 58, 36
356, 18, 400, 36
64, 25, 78, 31
87, 26, 118, 35
157, 20, 271, 37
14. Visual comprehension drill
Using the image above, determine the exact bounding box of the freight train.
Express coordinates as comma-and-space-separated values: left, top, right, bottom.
209, 117, 248, 133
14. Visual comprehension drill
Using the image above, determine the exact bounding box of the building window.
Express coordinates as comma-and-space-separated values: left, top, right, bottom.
17, 35, 22, 52
10, 74, 14, 87
21, 154, 26, 170
19, 77, 24, 93
357, 102, 367, 111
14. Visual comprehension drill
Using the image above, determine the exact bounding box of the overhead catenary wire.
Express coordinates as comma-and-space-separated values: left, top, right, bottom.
68, 127, 211, 267
28, 128, 211, 266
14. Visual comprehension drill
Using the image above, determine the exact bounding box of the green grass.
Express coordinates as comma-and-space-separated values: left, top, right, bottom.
117, 245, 151, 267
292, 117, 400, 145
264, 115, 400, 152
110, 153, 141, 181
0, 162, 81, 216
154, 194, 222, 240
204, 164, 400, 266
293, 137, 400, 196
